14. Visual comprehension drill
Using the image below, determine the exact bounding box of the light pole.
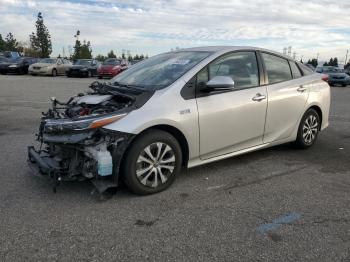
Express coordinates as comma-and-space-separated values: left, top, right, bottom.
345, 50, 348, 65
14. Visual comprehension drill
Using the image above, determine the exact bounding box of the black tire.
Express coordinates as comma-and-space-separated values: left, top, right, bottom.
342, 84, 347, 87
294, 108, 320, 149
98, 75, 102, 79
66, 73, 71, 78
121, 129, 182, 195
52, 69, 57, 77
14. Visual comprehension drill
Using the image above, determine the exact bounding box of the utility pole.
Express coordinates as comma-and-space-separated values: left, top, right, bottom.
345, 49, 348, 65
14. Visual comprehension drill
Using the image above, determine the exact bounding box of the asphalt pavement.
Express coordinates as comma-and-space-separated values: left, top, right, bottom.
0, 75, 349, 261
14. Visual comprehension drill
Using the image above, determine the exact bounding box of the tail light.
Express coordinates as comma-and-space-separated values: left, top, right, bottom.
322, 74, 329, 82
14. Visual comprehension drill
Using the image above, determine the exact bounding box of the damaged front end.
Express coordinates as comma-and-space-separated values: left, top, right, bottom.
28, 81, 152, 194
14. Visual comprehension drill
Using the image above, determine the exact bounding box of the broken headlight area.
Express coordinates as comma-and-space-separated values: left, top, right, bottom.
28, 128, 134, 193
27, 81, 152, 193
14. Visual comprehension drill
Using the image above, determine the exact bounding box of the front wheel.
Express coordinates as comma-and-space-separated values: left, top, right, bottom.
52, 69, 57, 77
294, 108, 320, 149
122, 130, 182, 195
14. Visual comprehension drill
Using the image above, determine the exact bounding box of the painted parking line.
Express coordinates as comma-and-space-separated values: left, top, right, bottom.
257, 212, 301, 235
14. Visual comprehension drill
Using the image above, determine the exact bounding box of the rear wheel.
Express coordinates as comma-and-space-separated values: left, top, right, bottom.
122, 130, 182, 195
342, 84, 347, 87
294, 108, 320, 149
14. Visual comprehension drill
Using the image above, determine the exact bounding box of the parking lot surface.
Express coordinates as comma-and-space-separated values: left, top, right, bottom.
0, 75, 349, 261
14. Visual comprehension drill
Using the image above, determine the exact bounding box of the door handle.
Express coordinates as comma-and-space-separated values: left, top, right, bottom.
252, 93, 266, 102
297, 85, 307, 92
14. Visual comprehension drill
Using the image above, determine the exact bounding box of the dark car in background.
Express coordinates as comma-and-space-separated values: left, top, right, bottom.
97, 58, 129, 79
0, 56, 10, 64
316, 66, 350, 87
66, 59, 100, 77
0, 57, 38, 75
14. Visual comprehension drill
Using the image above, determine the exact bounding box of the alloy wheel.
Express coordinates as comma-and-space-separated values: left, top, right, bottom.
136, 142, 176, 188
302, 114, 318, 144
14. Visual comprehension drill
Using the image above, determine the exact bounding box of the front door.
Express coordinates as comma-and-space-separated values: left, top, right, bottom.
196, 51, 268, 160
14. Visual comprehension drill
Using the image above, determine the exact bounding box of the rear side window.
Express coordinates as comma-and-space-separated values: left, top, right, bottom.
290, 62, 302, 78
298, 63, 314, 75
208, 51, 259, 89
262, 53, 292, 84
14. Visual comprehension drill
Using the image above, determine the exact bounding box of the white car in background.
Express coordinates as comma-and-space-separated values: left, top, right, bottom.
28, 46, 330, 195
29, 58, 72, 76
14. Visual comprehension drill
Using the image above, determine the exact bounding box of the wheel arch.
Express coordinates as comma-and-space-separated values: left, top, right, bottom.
136, 124, 189, 167
307, 105, 323, 130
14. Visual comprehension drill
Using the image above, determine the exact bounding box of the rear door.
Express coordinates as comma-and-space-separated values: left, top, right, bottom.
261, 52, 309, 143
196, 51, 268, 160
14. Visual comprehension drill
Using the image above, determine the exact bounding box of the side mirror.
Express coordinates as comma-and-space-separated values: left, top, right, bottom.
200, 76, 235, 92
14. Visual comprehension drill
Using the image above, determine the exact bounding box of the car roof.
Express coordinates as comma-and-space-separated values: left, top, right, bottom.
176, 46, 293, 61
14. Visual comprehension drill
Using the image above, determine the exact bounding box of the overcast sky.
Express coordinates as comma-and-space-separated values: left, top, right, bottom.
1, 0, 350, 62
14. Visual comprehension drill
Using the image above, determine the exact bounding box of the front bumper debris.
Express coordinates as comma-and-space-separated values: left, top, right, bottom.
27, 146, 62, 192
27, 130, 135, 195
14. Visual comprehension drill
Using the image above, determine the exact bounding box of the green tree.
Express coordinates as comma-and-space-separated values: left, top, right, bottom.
29, 12, 52, 58
127, 54, 132, 61
333, 57, 338, 67
72, 31, 92, 59
133, 54, 140, 60
107, 50, 116, 58
307, 58, 318, 68
0, 34, 6, 50
4, 32, 19, 51
95, 54, 106, 62
324, 57, 339, 67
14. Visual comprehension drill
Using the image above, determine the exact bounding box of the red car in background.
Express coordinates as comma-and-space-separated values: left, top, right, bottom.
97, 58, 129, 79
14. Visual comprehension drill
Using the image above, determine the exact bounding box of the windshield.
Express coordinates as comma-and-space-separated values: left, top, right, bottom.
39, 58, 56, 64
103, 59, 120, 65
110, 51, 212, 90
74, 59, 91, 66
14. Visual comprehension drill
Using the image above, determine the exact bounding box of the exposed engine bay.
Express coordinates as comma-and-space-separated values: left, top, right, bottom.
28, 81, 154, 194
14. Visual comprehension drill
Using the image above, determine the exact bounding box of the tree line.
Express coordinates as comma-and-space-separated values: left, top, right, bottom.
0, 12, 148, 61
307, 57, 340, 68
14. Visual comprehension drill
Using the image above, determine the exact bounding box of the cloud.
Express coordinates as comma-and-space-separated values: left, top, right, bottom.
0, 0, 349, 62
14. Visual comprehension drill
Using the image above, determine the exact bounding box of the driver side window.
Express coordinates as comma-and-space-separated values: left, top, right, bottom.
209, 52, 259, 89
197, 52, 260, 90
